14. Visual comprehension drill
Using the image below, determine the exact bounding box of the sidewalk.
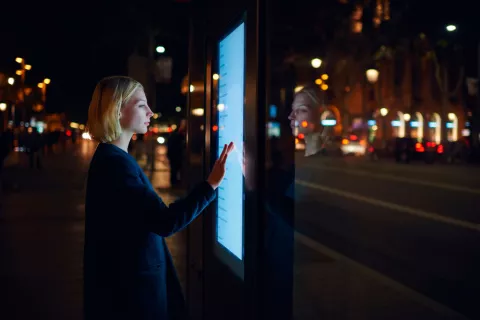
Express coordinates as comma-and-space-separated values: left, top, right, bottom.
0, 145, 91, 320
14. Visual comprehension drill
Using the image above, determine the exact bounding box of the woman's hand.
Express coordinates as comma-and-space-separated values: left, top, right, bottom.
207, 142, 235, 190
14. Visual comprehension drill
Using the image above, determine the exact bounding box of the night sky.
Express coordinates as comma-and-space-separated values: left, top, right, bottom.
0, 1, 477, 124
0, 1, 190, 124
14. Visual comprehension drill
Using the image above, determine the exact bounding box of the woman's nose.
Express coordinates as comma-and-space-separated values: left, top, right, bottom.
288, 111, 295, 120
147, 108, 153, 118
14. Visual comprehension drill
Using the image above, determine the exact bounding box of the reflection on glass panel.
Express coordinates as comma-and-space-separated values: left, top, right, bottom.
268, 0, 479, 319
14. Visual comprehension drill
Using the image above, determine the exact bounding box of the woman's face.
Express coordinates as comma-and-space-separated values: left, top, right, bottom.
288, 92, 316, 135
120, 89, 153, 134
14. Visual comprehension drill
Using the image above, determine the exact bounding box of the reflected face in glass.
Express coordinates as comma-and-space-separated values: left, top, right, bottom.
120, 89, 153, 134
288, 92, 316, 136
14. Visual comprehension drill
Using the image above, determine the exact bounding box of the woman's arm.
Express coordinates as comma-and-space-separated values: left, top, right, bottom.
110, 155, 216, 237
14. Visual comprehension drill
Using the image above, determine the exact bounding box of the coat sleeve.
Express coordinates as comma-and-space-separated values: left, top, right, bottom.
109, 155, 216, 237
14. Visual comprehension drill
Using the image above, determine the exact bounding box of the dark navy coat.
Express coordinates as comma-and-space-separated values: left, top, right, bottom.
83, 143, 215, 320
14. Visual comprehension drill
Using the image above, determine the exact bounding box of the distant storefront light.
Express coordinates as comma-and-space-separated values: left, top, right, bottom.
321, 119, 336, 126
410, 121, 419, 128
192, 108, 204, 116
269, 105, 277, 118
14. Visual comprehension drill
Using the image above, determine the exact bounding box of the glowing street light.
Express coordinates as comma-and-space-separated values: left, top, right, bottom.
156, 46, 166, 53
446, 25, 457, 32
38, 83, 44, 89
366, 69, 379, 84
44, 78, 51, 84
7, 77, 15, 85
213, 73, 220, 80
380, 108, 389, 117
175, 106, 182, 112
311, 58, 322, 69
16, 70, 22, 76
25, 64, 32, 70
15, 57, 23, 63
0, 103, 6, 111
403, 113, 411, 121
189, 85, 195, 92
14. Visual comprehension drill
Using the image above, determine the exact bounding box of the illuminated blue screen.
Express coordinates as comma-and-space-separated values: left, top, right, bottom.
216, 22, 245, 260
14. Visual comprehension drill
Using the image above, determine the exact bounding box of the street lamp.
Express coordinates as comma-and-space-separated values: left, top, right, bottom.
213, 73, 219, 80
366, 69, 379, 84
156, 46, 165, 53
311, 58, 322, 69
38, 78, 51, 107
379, 107, 389, 148
7, 78, 15, 85
403, 113, 411, 121
15, 57, 32, 121
446, 25, 457, 32
0, 103, 6, 130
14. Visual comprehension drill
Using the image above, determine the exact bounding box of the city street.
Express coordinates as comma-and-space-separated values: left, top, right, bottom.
1, 141, 479, 319
293, 154, 480, 319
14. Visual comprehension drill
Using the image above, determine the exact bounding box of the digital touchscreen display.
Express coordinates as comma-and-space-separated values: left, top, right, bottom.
216, 21, 245, 261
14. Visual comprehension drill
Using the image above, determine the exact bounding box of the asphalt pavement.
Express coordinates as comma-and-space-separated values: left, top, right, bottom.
293, 154, 480, 319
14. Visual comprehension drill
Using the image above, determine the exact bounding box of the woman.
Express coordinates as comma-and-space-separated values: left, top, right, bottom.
288, 86, 325, 157
83, 76, 233, 320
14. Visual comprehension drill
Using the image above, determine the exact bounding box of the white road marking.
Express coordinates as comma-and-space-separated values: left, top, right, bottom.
296, 179, 480, 232
303, 163, 480, 195
294, 231, 470, 319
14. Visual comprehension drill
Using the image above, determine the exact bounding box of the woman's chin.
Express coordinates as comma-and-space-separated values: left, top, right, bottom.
136, 127, 148, 134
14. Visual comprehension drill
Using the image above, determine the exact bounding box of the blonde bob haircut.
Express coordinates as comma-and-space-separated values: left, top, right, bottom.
87, 76, 143, 143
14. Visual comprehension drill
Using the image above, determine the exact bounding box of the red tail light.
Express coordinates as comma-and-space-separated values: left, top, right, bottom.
298, 133, 305, 139
437, 144, 444, 154
415, 142, 425, 153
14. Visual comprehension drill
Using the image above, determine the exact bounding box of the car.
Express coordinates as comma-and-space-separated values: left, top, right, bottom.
321, 134, 367, 156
